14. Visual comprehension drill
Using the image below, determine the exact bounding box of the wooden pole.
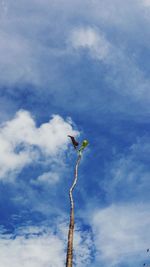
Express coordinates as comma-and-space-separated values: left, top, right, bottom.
66, 154, 81, 267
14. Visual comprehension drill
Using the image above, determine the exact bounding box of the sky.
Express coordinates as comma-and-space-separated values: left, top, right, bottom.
0, 0, 150, 266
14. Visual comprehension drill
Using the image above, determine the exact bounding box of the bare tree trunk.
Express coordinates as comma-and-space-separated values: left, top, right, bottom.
66, 154, 81, 267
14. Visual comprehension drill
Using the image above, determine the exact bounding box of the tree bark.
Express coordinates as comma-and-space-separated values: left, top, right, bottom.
66, 154, 81, 267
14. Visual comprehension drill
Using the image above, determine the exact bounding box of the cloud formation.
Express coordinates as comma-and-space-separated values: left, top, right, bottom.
0, 0, 150, 119
92, 203, 150, 266
0, 2, 150, 266
69, 27, 110, 60
0, 110, 78, 181
0, 221, 93, 267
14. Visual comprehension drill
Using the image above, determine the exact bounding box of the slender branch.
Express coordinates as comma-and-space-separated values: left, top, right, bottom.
66, 154, 81, 267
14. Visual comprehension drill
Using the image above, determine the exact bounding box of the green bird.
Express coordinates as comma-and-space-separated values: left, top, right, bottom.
78, 139, 89, 155
82, 140, 89, 148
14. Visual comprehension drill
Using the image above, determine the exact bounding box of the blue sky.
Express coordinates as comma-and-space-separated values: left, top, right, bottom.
0, 0, 150, 266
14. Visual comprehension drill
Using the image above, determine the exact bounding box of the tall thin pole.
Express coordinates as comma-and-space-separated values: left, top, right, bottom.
66, 154, 81, 267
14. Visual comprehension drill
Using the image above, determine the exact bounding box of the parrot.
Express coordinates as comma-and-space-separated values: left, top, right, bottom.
82, 140, 89, 148
78, 139, 89, 154
68, 135, 79, 149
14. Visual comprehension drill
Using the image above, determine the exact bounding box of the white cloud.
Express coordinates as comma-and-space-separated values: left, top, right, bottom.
0, 221, 93, 267
32, 171, 60, 185
0, 232, 64, 267
0, 227, 65, 267
0, 0, 150, 132
0, 110, 78, 181
69, 27, 110, 60
0, 0, 150, 117
142, 0, 150, 6
68, 24, 150, 108
92, 203, 150, 266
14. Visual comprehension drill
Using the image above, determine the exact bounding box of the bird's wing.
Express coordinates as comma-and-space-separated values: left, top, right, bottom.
68, 135, 79, 147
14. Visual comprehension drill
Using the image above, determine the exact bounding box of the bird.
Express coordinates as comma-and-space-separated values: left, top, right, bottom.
147, 249, 150, 252
143, 264, 146, 266
78, 139, 89, 154
68, 135, 79, 149
81, 139, 89, 148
